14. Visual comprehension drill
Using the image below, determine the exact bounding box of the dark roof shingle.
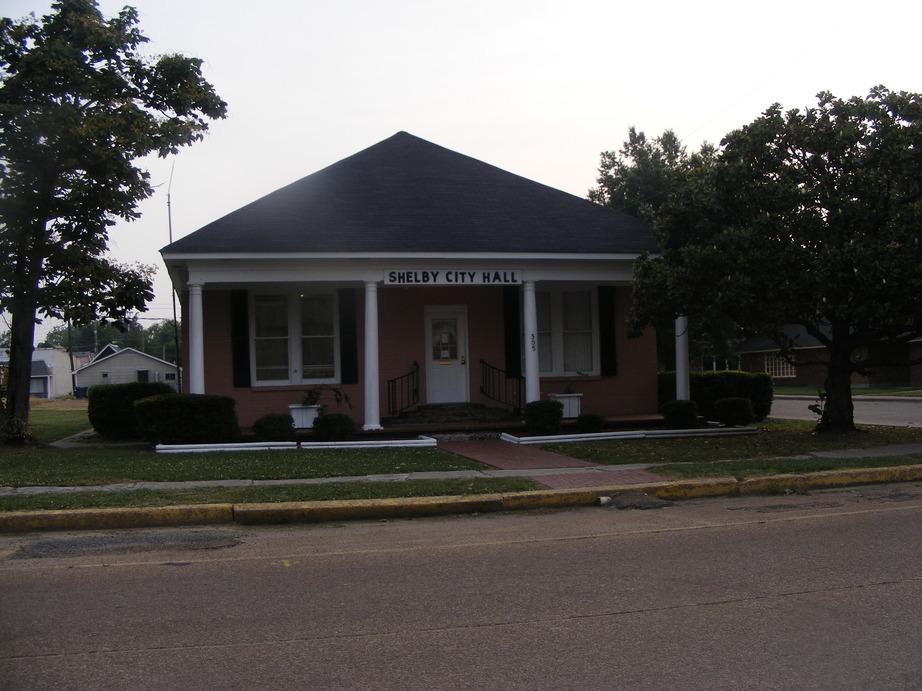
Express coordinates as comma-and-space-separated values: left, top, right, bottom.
162, 132, 655, 255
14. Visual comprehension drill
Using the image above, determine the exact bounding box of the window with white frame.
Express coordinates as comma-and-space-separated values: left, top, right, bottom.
535, 288, 597, 376
764, 353, 796, 378
252, 291, 338, 385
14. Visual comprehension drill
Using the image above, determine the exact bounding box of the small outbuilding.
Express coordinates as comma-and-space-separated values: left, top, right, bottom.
160, 132, 660, 429
74, 346, 180, 391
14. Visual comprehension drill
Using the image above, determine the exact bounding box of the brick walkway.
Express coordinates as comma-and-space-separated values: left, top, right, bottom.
439, 439, 668, 489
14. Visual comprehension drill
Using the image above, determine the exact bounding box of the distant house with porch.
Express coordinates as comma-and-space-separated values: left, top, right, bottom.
160, 132, 660, 430
0, 347, 77, 399
736, 326, 922, 388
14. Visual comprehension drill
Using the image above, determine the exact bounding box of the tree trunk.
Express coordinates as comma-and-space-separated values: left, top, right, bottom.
3, 293, 38, 443
818, 340, 856, 433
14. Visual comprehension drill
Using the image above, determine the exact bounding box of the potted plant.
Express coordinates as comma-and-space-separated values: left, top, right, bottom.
289, 384, 353, 429
547, 374, 583, 419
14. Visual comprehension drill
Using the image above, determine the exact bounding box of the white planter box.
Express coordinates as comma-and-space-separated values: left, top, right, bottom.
289, 404, 322, 429
547, 393, 582, 419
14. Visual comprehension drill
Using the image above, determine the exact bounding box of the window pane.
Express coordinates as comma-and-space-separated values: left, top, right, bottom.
255, 295, 289, 381
538, 332, 553, 372
431, 318, 458, 360
536, 292, 551, 330
255, 338, 289, 381
302, 337, 335, 379
562, 291, 592, 330
255, 296, 288, 338
564, 333, 593, 372
301, 294, 334, 336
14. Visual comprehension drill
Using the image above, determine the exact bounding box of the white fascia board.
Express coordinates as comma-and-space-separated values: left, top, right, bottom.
178, 254, 637, 285
161, 251, 644, 262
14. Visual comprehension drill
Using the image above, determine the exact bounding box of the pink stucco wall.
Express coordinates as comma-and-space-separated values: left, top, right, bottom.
185, 286, 659, 429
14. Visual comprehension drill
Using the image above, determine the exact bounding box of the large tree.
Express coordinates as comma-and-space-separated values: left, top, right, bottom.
589, 128, 731, 368
589, 127, 705, 222
629, 87, 922, 432
0, 1, 226, 441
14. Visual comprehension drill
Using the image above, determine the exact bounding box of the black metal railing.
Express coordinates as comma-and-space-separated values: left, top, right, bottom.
480, 359, 524, 413
387, 361, 419, 416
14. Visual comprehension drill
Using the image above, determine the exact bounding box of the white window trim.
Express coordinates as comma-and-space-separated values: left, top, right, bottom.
764, 353, 796, 379
250, 290, 341, 387
535, 287, 600, 377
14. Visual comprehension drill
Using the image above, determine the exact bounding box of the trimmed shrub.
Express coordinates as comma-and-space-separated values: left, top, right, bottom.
252, 413, 296, 441
525, 399, 563, 436
576, 413, 605, 434
658, 371, 773, 422
135, 393, 238, 445
88, 382, 174, 439
311, 413, 356, 442
660, 399, 699, 429
714, 397, 755, 426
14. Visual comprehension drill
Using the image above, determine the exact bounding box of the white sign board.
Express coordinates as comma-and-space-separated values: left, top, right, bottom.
384, 270, 522, 286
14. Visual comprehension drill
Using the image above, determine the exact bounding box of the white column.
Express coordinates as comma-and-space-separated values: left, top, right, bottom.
522, 280, 540, 403
363, 280, 383, 430
675, 315, 690, 401
188, 282, 205, 394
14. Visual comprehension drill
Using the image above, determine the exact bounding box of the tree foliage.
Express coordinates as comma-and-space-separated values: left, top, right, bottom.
629, 87, 922, 432
0, 0, 225, 441
589, 127, 715, 221
589, 128, 730, 367
39, 317, 181, 363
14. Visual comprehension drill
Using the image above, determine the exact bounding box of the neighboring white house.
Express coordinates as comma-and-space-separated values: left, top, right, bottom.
0, 347, 76, 399
74, 346, 180, 391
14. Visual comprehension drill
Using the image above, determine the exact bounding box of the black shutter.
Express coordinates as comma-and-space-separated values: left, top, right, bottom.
230, 290, 251, 388
339, 288, 358, 385
503, 286, 522, 377
598, 286, 617, 376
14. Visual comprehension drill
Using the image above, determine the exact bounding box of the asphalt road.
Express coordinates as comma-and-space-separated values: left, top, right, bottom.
771, 396, 922, 427
2, 484, 921, 689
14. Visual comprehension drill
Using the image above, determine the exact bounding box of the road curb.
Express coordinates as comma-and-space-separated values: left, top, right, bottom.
2, 466, 921, 533
0, 504, 234, 533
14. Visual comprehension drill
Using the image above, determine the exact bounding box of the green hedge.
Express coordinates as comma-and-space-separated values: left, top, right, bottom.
658, 371, 773, 422
87, 382, 175, 439
134, 393, 239, 445
311, 413, 356, 442
660, 399, 700, 429
714, 397, 755, 426
525, 399, 563, 435
252, 413, 296, 442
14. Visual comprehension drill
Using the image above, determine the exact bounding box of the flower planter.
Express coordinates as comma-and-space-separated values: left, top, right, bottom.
547, 393, 582, 419
289, 404, 322, 429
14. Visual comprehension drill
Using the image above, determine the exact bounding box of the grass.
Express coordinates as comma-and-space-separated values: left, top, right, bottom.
542, 419, 922, 466
3, 400, 921, 512
28, 398, 94, 444
0, 446, 486, 487
654, 454, 922, 481
0, 477, 540, 512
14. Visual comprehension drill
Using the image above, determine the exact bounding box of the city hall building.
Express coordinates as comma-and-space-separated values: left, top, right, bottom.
161, 132, 659, 430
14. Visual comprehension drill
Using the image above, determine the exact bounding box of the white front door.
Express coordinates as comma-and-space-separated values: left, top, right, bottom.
425, 307, 469, 404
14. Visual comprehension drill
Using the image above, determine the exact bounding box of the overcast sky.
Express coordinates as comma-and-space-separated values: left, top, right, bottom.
5, 0, 921, 344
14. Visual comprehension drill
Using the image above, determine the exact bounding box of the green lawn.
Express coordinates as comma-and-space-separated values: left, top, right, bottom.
654, 454, 922, 481
0, 477, 539, 512
4, 400, 921, 513
542, 419, 922, 466
0, 446, 486, 487
28, 399, 94, 444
